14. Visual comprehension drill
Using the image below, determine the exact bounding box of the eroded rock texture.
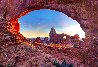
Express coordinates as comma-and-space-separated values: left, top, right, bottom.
0, 0, 98, 67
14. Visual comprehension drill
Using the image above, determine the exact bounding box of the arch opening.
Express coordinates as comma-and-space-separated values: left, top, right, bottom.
18, 9, 85, 40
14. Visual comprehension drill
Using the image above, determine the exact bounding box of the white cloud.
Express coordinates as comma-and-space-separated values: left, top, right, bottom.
65, 25, 85, 38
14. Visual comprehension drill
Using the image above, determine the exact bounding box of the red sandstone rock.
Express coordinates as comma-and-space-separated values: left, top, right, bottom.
0, 0, 98, 67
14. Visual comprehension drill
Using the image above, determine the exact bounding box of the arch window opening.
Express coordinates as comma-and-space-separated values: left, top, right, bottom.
18, 9, 85, 47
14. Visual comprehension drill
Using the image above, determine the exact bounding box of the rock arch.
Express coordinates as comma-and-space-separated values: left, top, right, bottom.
0, 0, 97, 36
0, 0, 90, 36
2, 0, 97, 47
0, 0, 98, 67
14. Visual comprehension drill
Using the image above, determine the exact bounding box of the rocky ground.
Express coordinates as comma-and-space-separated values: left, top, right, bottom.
0, 43, 56, 67
0, 32, 97, 67
0, 41, 84, 67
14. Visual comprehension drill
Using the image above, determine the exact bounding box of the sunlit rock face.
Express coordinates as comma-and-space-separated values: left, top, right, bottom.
0, 0, 98, 67
9, 19, 20, 33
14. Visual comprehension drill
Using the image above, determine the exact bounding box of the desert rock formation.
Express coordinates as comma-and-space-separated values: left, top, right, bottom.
0, 0, 98, 67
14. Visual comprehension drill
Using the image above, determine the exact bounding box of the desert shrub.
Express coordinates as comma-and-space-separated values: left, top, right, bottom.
52, 60, 61, 67
7, 64, 13, 67
52, 59, 74, 67
0, 64, 3, 67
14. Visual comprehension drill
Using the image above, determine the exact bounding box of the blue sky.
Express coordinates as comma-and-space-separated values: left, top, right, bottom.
18, 9, 85, 38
